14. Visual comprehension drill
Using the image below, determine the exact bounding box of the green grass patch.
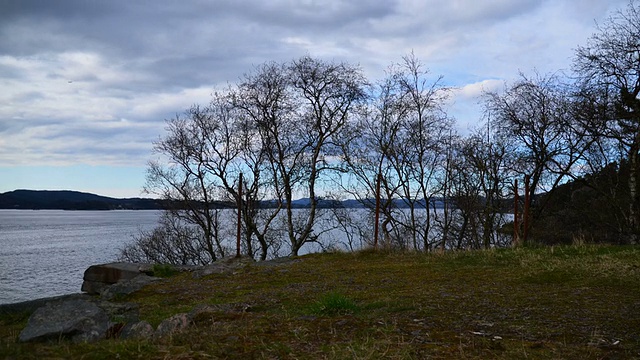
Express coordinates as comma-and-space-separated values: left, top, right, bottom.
150, 263, 180, 278
307, 292, 359, 316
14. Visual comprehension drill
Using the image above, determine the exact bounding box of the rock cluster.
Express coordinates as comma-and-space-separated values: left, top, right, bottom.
18, 297, 253, 342
119, 303, 253, 340
16, 261, 163, 343
15, 257, 259, 343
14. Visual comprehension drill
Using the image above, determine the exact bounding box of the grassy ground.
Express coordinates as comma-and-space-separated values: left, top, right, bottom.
1, 245, 640, 359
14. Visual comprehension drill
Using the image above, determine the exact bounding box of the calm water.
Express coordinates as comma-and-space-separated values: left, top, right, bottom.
0, 210, 160, 304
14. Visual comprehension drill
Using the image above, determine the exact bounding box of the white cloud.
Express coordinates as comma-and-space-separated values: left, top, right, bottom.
129, 87, 214, 118
456, 79, 505, 100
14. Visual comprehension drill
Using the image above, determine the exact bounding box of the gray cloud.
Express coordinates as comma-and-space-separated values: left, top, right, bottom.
0, 0, 630, 168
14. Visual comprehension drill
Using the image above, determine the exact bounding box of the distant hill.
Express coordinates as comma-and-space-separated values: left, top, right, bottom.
0, 189, 447, 211
0, 190, 164, 210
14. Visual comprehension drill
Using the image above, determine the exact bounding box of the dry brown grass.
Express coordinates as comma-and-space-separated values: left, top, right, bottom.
2, 244, 639, 359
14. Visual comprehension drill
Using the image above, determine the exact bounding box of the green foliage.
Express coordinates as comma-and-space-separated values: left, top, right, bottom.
533, 162, 632, 245
151, 263, 179, 278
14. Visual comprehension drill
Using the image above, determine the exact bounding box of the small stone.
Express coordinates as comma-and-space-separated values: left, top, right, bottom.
120, 321, 155, 340
191, 256, 255, 278
298, 315, 317, 321
155, 313, 190, 338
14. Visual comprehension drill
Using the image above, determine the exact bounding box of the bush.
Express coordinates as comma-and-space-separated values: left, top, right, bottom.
119, 211, 214, 266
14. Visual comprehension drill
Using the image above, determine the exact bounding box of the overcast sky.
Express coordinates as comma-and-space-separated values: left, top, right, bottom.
0, 0, 629, 198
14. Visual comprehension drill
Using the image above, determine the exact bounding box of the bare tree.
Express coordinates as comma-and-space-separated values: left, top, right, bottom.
144, 105, 233, 261
120, 210, 214, 265
141, 91, 287, 261
285, 56, 367, 255
451, 122, 516, 249
393, 53, 453, 251
235, 57, 368, 256
337, 68, 410, 249
338, 54, 452, 251
574, 1, 640, 241
485, 72, 587, 242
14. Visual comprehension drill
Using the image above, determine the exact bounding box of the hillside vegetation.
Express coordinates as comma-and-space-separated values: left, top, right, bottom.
1, 245, 639, 359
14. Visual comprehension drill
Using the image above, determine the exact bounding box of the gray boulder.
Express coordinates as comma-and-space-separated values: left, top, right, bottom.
19, 298, 111, 343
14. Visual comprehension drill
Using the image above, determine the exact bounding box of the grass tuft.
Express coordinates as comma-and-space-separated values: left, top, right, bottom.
308, 292, 359, 316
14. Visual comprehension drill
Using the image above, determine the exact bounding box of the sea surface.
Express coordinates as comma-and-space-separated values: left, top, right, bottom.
0, 210, 161, 304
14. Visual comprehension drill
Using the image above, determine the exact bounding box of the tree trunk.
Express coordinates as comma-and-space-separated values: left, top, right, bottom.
628, 139, 640, 243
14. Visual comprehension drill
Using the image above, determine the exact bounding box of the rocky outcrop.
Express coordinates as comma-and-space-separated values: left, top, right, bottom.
18, 296, 254, 343
148, 302, 253, 339
18, 297, 140, 343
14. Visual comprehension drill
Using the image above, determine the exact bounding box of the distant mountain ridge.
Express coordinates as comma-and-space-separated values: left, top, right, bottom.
0, 189, 446, 210
0, 190, 163, 210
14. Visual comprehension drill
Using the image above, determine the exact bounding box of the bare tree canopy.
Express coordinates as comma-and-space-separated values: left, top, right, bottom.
120, 3, 640, 264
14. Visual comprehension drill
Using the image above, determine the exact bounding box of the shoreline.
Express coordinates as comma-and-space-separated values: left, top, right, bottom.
0, 293, 89, 314
0, 256, 299, 315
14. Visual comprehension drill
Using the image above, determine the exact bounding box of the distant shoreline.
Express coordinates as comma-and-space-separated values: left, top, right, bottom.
0, 189, 165, 210
0, 208, 160, 211
0, 189, 450, 211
